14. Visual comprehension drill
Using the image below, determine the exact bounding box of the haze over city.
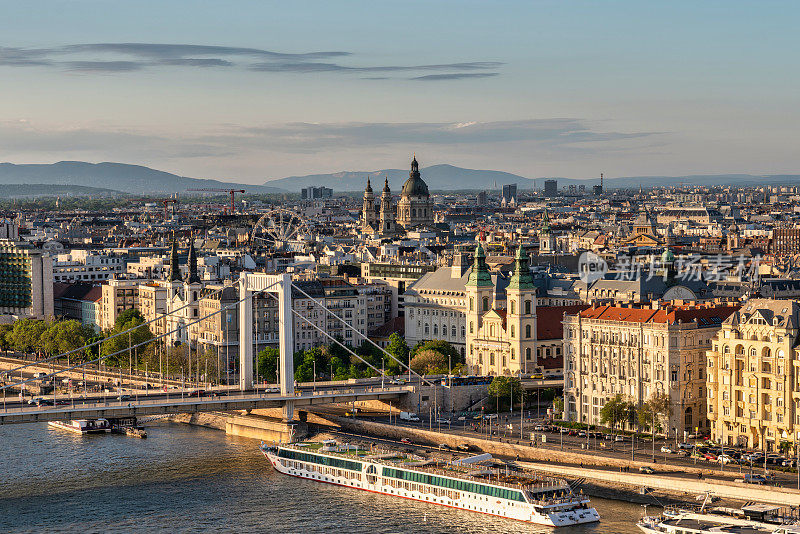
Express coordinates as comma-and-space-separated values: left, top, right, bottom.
2, 1, 799, 183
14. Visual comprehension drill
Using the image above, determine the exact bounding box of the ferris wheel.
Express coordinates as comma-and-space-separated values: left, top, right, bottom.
251, 209, 312, 250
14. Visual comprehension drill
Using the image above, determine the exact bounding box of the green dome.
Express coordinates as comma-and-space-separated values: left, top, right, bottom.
661, 248, 675, 263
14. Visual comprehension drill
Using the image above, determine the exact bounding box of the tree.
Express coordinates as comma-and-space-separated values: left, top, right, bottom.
100, 310, 153, 366
385, 333, 409, 374
488, 376, 522, 412
257, 347, 279, 383
8, 319, 47, 354
552, 396, 564, 417
40, 320, 92, 360
638, 392, 670, 434
0, 324, 12, 354
599, 394, 635, 432
410, 349, 448, 375
412, 339, 462, 365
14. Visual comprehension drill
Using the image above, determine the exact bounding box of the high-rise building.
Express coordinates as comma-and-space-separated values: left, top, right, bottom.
301, 186, 333, 200
544, 180, 558, 197
0, 239, 54, 319
501, 184, 517, 207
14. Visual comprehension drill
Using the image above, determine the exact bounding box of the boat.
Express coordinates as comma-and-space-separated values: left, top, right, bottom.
637, 502, 800, 533
47, 419, 111, 434
260, 440, 599, 527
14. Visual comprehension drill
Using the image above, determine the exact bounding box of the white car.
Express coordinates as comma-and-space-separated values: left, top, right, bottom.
660, 446, 674, 454
435, 418, 451, 425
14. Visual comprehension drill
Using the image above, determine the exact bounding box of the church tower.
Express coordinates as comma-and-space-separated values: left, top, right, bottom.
507, 245, 537, 374
379, 178, 396, 234
361, 178, 377, 232
397, 155, 433, 229
539, 210, 556, 254
465, 242, 493, 352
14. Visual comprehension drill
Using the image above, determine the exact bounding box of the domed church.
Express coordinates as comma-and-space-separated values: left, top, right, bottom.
361, 155, 434, 234
397, 155, 434, 229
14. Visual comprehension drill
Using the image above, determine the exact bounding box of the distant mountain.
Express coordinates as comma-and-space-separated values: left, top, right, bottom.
1, 184, 122, 198
265, 165, 800, 192
265, 164, 531, 192
0, 161, 285, 195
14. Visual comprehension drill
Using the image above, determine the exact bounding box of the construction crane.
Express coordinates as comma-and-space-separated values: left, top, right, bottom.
186, 188, 245, 213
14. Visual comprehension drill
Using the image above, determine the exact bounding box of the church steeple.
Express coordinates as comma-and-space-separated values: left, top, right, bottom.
169, 233, 181, 282
186, 236, 201, 284
509, 245, 534, 289
383, 177, 390, 194
466, 243, 492, 287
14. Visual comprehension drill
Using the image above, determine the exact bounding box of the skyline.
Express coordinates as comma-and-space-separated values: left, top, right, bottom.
1, 1, 798, 185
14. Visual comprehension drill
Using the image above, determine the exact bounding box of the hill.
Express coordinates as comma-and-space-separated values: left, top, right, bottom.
0, 161, 285, 195
0, 184, 122, 198
266, 165, 800, 192
265, 164, 531, 192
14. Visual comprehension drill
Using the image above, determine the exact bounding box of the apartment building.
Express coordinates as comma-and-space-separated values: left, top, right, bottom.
563, 302, 738, 436
706, 299, 800, 452
52, 250, 124, 283
0, 239, 54, 319
98, 278, 140, 330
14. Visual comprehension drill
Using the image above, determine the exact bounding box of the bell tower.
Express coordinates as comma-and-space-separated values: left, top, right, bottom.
507, 245, 536, 375
361, 178, 377, 231
379, 178, 395, 234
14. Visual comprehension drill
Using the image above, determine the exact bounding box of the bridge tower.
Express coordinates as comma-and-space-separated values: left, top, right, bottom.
239, 272, 295, 421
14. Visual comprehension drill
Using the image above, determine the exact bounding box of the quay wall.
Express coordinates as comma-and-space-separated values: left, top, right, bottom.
315, 416, 800, 506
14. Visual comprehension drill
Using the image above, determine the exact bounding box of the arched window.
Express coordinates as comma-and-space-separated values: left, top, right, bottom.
469, 321, 474, 334
525, 324, 531, 338
526, 347, 531, 360
525, 300, 531, 314
490, 352, 495, 366
451, 325, 456, 338
469, 297, 474, 312
510, 348, 515, 360
510, 325, 515, 338
510, 300, 515, 315
490, 324, 495, 337
461, 325, 466, 338
424, 323, 429, 335
483, 296, 489, 311
723, 345, 730, 354
433, 324, 438, 336
412, 208, 416, 218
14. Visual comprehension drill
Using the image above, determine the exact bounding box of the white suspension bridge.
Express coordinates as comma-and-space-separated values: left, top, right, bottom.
0, 273, 427, 426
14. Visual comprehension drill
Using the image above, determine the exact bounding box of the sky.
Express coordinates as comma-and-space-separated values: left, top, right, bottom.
0, 1, 798, 185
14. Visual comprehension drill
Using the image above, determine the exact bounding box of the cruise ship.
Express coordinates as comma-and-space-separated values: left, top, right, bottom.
638, 503, 800, 534
260, 440, 599, 527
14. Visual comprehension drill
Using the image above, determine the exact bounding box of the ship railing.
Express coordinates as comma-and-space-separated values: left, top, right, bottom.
280, 444, 568, 492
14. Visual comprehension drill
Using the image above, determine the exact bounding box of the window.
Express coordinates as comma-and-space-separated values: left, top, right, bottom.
483, 297, 489, 312
526, 347, 531, 360
525, 324, 531, 338
525, 300, 531, 314
510, 300, 515, 314
510, 325, 515, 338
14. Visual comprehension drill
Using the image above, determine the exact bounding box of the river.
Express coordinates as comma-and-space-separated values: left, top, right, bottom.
0, 422, 648, 533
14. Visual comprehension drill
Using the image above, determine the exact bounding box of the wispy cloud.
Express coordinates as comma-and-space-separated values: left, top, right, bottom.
0, 43, 502, 81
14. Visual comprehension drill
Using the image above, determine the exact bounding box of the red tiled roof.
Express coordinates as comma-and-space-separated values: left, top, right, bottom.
537, 305, 590, 340
368, 316, 405, 338
579, 304, 740, 325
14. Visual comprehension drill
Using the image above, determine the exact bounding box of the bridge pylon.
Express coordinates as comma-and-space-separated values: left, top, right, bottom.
239, 272, 294, 421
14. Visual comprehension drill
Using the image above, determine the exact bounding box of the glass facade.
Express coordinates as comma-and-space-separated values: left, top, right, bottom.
0, 247, 32, 308
278, 449, 362, 473
381, 467, 525, 502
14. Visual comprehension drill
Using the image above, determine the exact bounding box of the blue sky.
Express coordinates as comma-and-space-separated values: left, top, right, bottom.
0, 1, 797, 184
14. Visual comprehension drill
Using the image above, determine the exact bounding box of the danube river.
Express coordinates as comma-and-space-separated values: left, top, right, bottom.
0, 422, 649, 533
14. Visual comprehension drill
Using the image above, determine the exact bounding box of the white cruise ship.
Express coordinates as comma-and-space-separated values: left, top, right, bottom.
261, 440, 599, 527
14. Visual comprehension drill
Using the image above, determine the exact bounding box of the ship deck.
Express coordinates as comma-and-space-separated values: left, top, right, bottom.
658, 518, 774, 533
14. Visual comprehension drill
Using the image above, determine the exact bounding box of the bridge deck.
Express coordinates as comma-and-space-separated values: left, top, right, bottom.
0, 386, 409, 425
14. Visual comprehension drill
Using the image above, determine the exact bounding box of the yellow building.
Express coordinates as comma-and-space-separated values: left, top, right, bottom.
706, 299, 800, 452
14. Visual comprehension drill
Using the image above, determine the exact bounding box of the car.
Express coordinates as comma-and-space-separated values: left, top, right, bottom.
703, 453, 717, 461
638, 466, 655, 474
54, 399, 70, 406
604, 434, 614, 440
534, 425, 545, 431
187, 389, 206, 397
660, 446, 674, 454
578, 430, 587, 438
457, 416, 466, 421
531, 373, 544, 380
435, 418, 451, 425
568, 430, 578, 436
717, 454, 734, 464
117, 394, 131, 401
456, 444, 471, 452
437, 443, 451, 450
742, 474, 772, 485
210, 390, 228, 397
614, 435, 626, 442
677, 442, 695, 450
399, 438, 412, 445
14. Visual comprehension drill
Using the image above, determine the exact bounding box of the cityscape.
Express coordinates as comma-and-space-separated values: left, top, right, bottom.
1, 2, 800, 534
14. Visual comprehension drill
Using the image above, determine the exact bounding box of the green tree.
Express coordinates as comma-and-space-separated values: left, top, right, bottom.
412, 339, 462, 364
9, 319, 47, 354
40, 320, 92, 361
410, 349, 448, 375
552, 396, 564, 417
0, 324, 12, 354
100, 309, 153, 366
600, 394, 635, 432
257, 347, 279, 383
385, 333, 409, 374
638, 392, 670, 434
488, 376, 522, 412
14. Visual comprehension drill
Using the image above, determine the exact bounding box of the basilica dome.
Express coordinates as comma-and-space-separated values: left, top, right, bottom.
401, 156, 429, 197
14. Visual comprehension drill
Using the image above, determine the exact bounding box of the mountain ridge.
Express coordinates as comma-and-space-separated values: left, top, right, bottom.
0, 161, 285, 195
